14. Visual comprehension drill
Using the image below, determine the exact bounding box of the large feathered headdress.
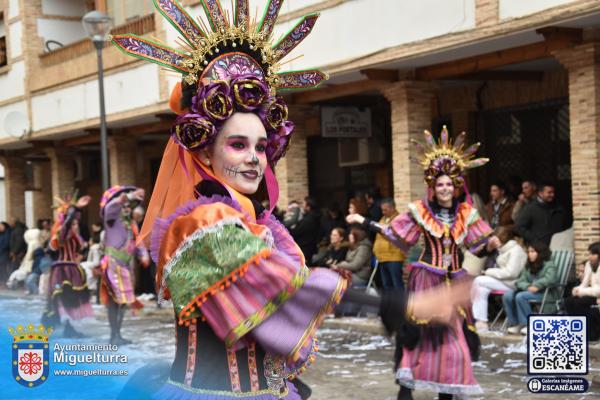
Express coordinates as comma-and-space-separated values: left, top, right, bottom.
113, 0, 328, 242
112, 0, 327, 164
411, 126, 489, 188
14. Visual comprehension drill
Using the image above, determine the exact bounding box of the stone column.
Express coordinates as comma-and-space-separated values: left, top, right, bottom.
274, 105, 315, 208
476, 0, 499, 27
555, 42, 600, 262
46, 148, 76, 205
0, 156, 27, 221
31, 160, 52, 222
108, 135, 137, 186
381, 80, 433, 210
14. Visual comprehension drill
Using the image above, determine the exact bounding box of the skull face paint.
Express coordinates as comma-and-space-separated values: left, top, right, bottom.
207, 112, 268, 195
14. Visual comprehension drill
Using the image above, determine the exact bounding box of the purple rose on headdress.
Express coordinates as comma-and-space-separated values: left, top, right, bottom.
192, 81, 233, 121
171, 113, 217, 151
261, 96, 288, 130
231, 75, 269, 111
267, 120, 295, 163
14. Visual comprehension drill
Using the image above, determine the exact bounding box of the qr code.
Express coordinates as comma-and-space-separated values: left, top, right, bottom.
528, 315, 587, 375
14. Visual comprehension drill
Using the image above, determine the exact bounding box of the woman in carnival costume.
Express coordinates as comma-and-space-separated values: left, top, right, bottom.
113, 1, 479, 398
99, 185, 149, 345
43, 192, 94, 338
348, 127, 501, 400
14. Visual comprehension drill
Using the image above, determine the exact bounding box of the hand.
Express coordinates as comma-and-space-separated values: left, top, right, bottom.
528, 286, 538, 293
76, 195, 91, 208
486, 236, 501, 251
572, 287, 580, 297
129, 189, 145, 202
596, 298, 600, 305
346, 213, 365, 225
409, 279, 473, 326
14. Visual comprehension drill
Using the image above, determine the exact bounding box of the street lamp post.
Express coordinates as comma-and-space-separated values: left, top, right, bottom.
82, 11, 112, 191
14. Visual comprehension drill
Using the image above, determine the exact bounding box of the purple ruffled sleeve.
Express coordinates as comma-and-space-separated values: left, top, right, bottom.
380, 212, 422, 253
464, 216, 493, 255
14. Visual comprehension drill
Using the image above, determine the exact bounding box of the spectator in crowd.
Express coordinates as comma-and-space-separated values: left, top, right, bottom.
130, 205, 156, 298
512, 179, 537, 221
7, 228, 42, 289
365, 188, 382, 223
313, 227, 348, 267
290, 197, 321, 265
132, 206, 145, 230
37, 219, 52, 246
0, 222, 11, 284
485, 182, 514, 229
348, 196, 369, 219
471, 227, 527, 332
503, 241, 558, 334
81, 226, 104, 293
514, 182, 566, 245
564, 242, 600, 341
8, 217, 27, 271
319, 202, 345, 245
366, 198, 406, 290
565, 261, 586, 298
24, 247, 49, 295
335, 226, 373, 286
90, 222, 103, 245
283, 200, 301, 229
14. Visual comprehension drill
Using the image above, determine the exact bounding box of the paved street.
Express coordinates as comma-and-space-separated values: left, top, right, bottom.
0, 292, 598, 399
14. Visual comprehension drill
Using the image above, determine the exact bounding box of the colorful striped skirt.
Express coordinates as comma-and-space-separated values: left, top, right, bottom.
49, 261, 93, 320
396, 267, 482, 398
100, 255, 136, 305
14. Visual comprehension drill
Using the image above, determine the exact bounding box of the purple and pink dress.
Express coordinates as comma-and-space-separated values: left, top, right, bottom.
151, 193, 346, 399
100, 192, 147, 306
382, 199, 492, 398
47, 207, 93, 321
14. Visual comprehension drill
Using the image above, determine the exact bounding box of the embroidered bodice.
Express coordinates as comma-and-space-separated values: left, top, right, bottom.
384, 199, 492, 276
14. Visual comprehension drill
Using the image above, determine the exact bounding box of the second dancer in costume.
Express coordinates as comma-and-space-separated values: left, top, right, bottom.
100, 185, 149, 345
44, 193, 94, 337
349, 127, 501, 400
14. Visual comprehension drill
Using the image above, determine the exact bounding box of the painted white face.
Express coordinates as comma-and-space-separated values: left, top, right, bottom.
434, 175, 454, 206
207, 113, 268, 195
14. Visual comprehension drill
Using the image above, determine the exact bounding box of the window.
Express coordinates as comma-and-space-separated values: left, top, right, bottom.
0, 13, 6, 67
106, 0, 152, 26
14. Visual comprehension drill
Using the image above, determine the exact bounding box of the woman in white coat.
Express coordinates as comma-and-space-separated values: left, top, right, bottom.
472, 226, 527, 331
6, 229, 42, 289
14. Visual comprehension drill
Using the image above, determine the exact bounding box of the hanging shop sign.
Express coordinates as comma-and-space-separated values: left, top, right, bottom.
321, 107, 371, 138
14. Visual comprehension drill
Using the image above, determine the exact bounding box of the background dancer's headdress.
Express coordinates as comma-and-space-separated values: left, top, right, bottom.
112, 0, 327, 242
53, 189, 80, 221
411, 126, 489, 188
99, 185, 138, 218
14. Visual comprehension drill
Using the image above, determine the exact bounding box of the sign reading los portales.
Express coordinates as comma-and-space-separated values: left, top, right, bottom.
321, 107, 371, 138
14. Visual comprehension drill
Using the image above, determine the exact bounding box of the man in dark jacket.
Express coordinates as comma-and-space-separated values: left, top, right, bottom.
8, 217, 27, 271
290, 197, 321, 265
514, 183, 566, 245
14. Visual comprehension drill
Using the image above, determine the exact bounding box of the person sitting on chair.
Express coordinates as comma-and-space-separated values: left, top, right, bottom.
502, 241, 559, 335
334, 226, 373, 286
564, 242, 600, 341
471, 226, 527, 332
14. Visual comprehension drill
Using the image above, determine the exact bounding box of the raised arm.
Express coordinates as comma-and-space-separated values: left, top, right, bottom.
347, 211, 420, 254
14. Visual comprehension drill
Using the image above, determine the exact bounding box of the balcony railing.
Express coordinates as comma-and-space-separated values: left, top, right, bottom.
39, 13, 155, 67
